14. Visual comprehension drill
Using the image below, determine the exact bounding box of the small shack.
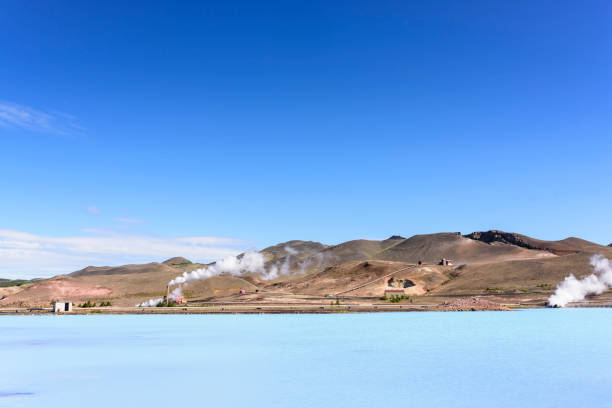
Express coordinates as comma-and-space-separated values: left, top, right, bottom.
53, 301, 72, 313
439, 258, 454, 266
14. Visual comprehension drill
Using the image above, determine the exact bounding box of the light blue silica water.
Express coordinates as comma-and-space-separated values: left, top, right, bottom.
1, 309, 611, 408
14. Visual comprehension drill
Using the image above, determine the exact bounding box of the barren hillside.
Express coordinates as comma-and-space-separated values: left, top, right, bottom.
2, 230, 610, 308
374, 232, 554, 264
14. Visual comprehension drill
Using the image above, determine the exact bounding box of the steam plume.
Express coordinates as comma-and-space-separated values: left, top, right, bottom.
548, 254, 612, 307
168, 250, 265, 286
136, 247, 303, 306
137, 297, 163, 307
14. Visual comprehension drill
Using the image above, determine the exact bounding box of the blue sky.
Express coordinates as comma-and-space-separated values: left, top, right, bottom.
1, 1, 611, 278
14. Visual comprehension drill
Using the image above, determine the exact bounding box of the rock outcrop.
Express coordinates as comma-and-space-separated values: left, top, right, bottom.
464, 230, 539, 250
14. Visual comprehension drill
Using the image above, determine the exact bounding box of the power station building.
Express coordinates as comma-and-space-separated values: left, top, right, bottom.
52, 301, 72, 313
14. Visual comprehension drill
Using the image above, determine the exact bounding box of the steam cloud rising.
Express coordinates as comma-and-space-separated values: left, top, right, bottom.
548, 254, 612, 307
137, 246, 325, 307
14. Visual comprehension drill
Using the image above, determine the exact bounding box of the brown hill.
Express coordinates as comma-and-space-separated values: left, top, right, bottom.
162, 257, 192, 265
373, 232, 554, 264
296, 237, 406, 271
3, 230, 611, 308
70, 262, 177, 277
273, 260, 448, 297
181, 275, 257, 299
3, 260, 212, 307
260, 240, 330, 274
465, 230, 606, 255
260, 240, 328, 261
431, 251, 612, 297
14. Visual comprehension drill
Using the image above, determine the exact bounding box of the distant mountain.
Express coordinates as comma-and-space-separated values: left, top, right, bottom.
374, 232, 551, 264
260, 240, 329, 274
70, 263, 175, 277
3, 230, 611, 307
162, 257, 192, 265
261, 240, 328, 262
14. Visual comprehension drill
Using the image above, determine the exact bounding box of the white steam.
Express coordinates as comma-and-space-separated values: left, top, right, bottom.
136, 287, 183, 307
136, 297, 163, 307
136, 247, 308, 307
296, 251, 328, 274
168, 250, 266, 286
548, 254, 612, 307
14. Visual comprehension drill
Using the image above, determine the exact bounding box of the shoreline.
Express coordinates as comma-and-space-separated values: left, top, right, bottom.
0, 303, 541, 315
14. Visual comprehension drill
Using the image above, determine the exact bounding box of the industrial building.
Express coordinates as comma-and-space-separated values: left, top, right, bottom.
53, 301, 72, 313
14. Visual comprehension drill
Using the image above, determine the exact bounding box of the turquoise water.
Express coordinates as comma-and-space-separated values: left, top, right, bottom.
1, 310, 611, 408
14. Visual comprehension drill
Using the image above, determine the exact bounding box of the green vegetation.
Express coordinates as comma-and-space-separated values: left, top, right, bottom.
389, 295, 408, 303
380, 294, 409, 303
0, 279, 32, 288
171, 261, 192, 266
156, 300, 176, 307
444, 270, 461, 280
90, 310, 103, 313
78, 300, 96, 308
486, 287, 505, 292
98, 301, 112, 307
537, 283, 554, 290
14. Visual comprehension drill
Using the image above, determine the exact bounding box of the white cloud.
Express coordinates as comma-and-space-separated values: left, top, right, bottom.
0, 229, 246, 279
87, 206, 101, 215
0, 101, 84, 136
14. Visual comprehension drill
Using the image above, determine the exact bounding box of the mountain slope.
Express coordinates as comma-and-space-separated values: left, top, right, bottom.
465, 230, 607, 255
70, 262, 177, 277
2, 231, 610, 307
431, 252, 606, 296
273, 260, 448, 297
374, 233, 554, 264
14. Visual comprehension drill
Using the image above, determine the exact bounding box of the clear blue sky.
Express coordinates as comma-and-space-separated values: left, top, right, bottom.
1, 1, 611, 277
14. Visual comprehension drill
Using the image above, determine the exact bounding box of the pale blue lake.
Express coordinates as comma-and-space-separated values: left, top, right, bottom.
1, 310, 611, 408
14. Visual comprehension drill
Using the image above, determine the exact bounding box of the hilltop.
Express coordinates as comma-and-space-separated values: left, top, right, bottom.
2, 230, 611, 308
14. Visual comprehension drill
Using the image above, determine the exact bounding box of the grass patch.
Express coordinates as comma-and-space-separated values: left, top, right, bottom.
0, 280, 32, 288
171, 262, 193, 267
389, 295, 407, 303
380, 294, 410, 303
156, 300, 176, 307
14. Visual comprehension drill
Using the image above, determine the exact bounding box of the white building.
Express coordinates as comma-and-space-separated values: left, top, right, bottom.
53, 301, 72, 313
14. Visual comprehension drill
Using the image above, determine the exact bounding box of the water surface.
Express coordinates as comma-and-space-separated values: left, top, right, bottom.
1, 309, 610, 408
